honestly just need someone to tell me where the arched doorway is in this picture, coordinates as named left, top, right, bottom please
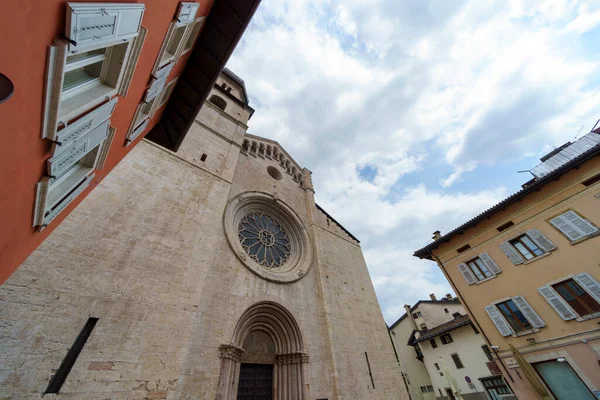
left=216, top=302, right=309, bottom=400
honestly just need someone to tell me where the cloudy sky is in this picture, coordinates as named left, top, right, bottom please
left=227, top=0, right=600, bottom=324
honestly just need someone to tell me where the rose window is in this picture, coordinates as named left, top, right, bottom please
left=238, top=212, right=291, bottom=268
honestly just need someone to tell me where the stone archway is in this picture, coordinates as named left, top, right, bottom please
left=216, top=301, right=309, bottom=399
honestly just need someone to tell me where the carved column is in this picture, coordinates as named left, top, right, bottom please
left=216, top=344, right=244, bottom=400
left=275, top=352, right=309, bottom=399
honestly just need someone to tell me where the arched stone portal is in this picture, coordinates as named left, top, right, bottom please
left=216, top=301, right=309, bottom=399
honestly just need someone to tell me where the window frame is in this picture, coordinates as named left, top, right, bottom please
left=539, top=273, right=600, bottom=322
left=509, top=234, right=544, bottom=260
left=496, top=299, right=533, bottom=333
left=429, top=338, right=438, bottom=348
left=552, top=279, right=600, bottom=318
left=440, top=333, right=453, bottom=345
left=466, top=256, right=494, bottom=281
left=451, top=353, right=464, bottom=369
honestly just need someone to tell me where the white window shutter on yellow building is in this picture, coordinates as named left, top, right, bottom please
left=479, top=252, right=501, bottom=275
left=499, top=242, right=524, bottom=265
left=537, top=286, right=577, bottom=320
left=573, top=273, right=600, bottom=304
left=458, top=263, right=476, bottom=285
left=485, top=305, right=514, bottom=336
left=512, top=296, right=545, bottom=328
left=526, top=228, right=555, bottom=252
left=550, top=211, right=598, bottom=241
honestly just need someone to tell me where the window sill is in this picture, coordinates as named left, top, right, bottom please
left=569, top=230, right=600, bottom=246
left=58, top=84, right=116, bottom=123
left=522, top=252, right=552, bottom=265
left=511, top=328, right=540, bottom=338
left=575, top=312, right=600, bottom=322
left=475, top=275, right=498, bottom=285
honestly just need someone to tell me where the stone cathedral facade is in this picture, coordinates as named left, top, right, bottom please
left=0, top=70, right=407, bottom=400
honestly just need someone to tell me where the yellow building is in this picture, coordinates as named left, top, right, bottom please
left=414, top=128, right=600, bottom=400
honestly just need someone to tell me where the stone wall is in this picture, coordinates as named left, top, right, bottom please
left=0, top=88, right=407, bottom=399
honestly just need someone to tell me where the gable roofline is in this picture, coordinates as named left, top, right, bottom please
left=387, top=299, right=461, bottom=330
left=315, top=203, right=360, bottom=243
left=413, top=134, right=600, bottom=260
left=411, top=314, right=472, bottom=344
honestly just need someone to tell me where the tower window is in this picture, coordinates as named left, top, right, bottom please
left=209, top=95, right=227, bottom=111
left=200, top=154, right=207, bottom=162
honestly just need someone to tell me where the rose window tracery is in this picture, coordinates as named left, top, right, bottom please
left=238, top=212, right=291, bottom=268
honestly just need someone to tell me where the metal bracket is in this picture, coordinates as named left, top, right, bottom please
left=47, top=139, right=63, bottom=147
left=59, top=34, right=77, bottom=47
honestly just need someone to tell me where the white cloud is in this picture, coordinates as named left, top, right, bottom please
left=228, top=0, right=600, bottom=323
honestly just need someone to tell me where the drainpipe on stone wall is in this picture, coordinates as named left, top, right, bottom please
left=428, top=250, right=515, bottom=384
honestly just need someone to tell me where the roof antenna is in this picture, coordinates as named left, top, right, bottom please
left=572, top=124, right=585, bottom=141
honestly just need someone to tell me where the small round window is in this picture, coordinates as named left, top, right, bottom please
left=267, top=166, right=283, bottom=180
left=238, top=212, right=290, bottom=268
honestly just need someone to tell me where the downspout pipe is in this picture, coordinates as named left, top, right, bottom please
left=428, top=250, right=515, bottom=383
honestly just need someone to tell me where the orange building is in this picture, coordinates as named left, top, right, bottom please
left=414, top=127, right=600, bottom=400
left=0, top=0, right=260, bottom=283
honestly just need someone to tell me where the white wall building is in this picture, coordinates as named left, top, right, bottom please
left=390, top=295, right=516, bottom=400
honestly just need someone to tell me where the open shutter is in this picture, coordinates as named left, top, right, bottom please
left=175, top=2, right=200, bottom=26
left=479, top=253, right=501, bottom=275
left=119, top=26, right=147, bottom=97
left=65, top=3, right=145, bottom=53
left=549, top=214, right=584, bottom=241
left=48, top=121, right=110, bottom=177
left=499, top=242, right=524, bottom=265
left=512, top=296, right=545, bottom=328
left=485, top=305, right=514, bottom=336
left=42, top=174, right=95, bottom=228
left=458, top=263, right=476, bottom=285
left=42, top=41, right=68, bottom=140
left=573, top=273, right=600, bottom=304
left=563, top=211, right=598, bottom=237
left=54, top=98, right=117, bottom=155
left=526, top=228, right=556, bottom=252
left=537, top=286, right=577, bottom=320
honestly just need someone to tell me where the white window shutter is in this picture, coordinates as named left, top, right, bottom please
left=537, top=286, right=577, bottom=320
left=42, top=174, right=95, bottom=228
left=95, top=126, right=116, bottom=171
left=54, top=98, right=117, bottom=155
left=526, top=228, right=556, bottom=252
left=458, top=263, right=476, bottom=285
left=499, top=242, right=524, bottom=265
left=42, top=41, right=68, bottom=140
left=485, top=305, right=514, bottom=336
left=549, top=215, right=583, bottom=241
left=66, top=3, right=145, bottom=53
left=48, top=120, right=110, bottom=177
left=573, top=273, right=600, bottom=305
left=512, top=296, right=545, bottom=328
left=119, top=26, right=147, bottom=97
left=563, top=211, right=598, bottom=236
left=176, top=2, right=199, bottom=26
left=479, top=253, right=501, bottom=275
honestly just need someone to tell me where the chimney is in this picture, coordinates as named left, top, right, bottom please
left=445, top=293, right=453, bottom=300
left=432, top=230, right=441, bottom=240
left=404, top=304, right=418, bottom=331
left=429, top=293, right=437, bottom=301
